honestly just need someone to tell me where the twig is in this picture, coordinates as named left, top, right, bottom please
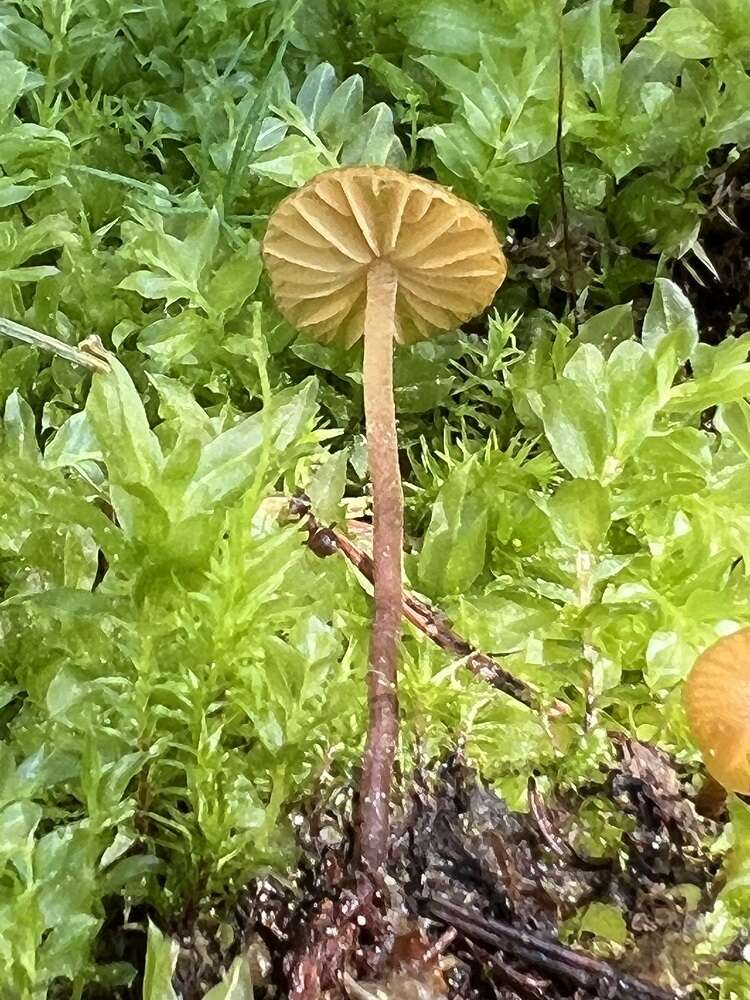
left=424, top=897, right=680, bottom=1000
left=527, top=777, right=612, bottom=871
left=0, top=317, right=110, bottom=373
left=466, top=941, right=546, bottom=1000
left=422, top=927, right=457, bottom=964
left=402, top=588, right=533, bottom=705
left=556, top=38, right=578, bottom=331
left=527, top=778, right=574, bottom=861
left=286, top=496, right=535, bottom=708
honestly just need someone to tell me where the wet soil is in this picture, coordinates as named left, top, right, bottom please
left=161, top=742, right=736, bottom=1000
left=676, top=149, right=750, bottom=343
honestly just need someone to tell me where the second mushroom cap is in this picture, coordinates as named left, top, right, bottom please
left=684, top=627, right=750, bottom=794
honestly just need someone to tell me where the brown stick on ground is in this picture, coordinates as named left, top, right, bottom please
left=290, top=498, right=535, bottom=708
left=358, top=261, right=402, bottom=872
left=424, top=897, right=679, bottom=1000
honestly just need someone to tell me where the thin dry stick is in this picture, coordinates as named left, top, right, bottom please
left=425, top=897, right=679, bottom=1000
left=0, top=317, right=110, bottom=373
left=468, top=942, right=546, bottom=1000
left=400, top=588, right=533, bottom=705
left=527, top=777, right=611, bottom=870
left=359, top=260, right=402, bottom=872
left=292, top=499, right=535, bottom=708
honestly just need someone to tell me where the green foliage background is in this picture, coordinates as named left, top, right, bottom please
left=1, top=0, right=750, bottom=996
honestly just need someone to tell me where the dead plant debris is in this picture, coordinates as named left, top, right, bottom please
left=166, top=745, right=731, bottom=1000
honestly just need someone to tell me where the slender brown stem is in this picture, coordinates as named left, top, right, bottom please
left=358, top=259, right=402, bottom=872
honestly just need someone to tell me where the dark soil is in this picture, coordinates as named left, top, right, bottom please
left=676, top=150, right=750, bottom=344
left=165, top=741, right=733, bottom=1000
left=504, top=148, right=750, bottom=349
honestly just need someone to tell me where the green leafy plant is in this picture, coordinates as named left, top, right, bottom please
left=0, top=333, right=353, bottom=988
left=2, top=0, right=750, bottom=995
left=367, top=0, right=750, bottom=307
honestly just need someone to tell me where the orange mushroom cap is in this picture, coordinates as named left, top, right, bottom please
left=683, top=627, right=750, bottom=794
left=262, top=166, right=506, bottom=346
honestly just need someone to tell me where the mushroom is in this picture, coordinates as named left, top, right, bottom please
left=683, top=627, right=750, bottom=794
left=263, top=166, right=506, bottom=869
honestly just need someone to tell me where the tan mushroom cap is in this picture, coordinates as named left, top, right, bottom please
left=263, top=166, right=507, bottom=346
left=683, top=627, right=750, bottom=793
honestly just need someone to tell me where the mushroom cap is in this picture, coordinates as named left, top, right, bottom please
left=262, top=166, right=506, bottom=347
left=683, top=628, right=750, bottom=793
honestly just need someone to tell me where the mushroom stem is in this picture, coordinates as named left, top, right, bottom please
left=359, top=258, right=402, bottom=871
